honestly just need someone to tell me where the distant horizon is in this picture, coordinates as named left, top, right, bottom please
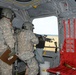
left=34, top=33, right=58, bottom=36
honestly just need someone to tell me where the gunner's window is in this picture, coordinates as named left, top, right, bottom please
left=33, top=16, right=59, bottom=52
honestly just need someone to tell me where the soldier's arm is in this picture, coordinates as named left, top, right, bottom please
left=30, top=31, right=39, bottom=44
left=2, top=24, right=15, bottom=49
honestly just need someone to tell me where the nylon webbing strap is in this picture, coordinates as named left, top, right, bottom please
left=74, top=19, right=76, bottom=38
left=63, top=18, right=76, bottom=52
left=63, top=20, right=66, bottom=39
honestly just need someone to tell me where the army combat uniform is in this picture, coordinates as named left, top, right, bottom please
left=0, top=17, right=15, bottom=75
left=17, top=29, right=39, bottom=75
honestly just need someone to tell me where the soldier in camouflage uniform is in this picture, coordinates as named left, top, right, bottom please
left=0, top=8, right=15, bottom=75
left=17, top=22, right=39, bottom=75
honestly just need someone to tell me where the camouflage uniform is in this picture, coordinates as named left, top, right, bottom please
left=0, top=17, right=15, bottom=75
left=17, top=29, right=39, bottom=75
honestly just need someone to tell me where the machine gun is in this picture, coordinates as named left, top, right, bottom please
left=45, top=37, right=54, bottom=42
left=35, top=34, right=54, bottom=42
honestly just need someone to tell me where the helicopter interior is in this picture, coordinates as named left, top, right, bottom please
left=0, top=0, right=76, bottom=75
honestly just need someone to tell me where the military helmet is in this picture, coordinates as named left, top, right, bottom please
left=1, top=8, right=14, bottom=19
left=22, top=22, right=34, bottom=31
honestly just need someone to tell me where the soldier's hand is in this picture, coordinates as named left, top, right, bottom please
left=9, top=49, right=16, bottom=57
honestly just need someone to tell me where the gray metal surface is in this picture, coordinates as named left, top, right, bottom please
left=0, top=0, right=75, bottom=18
left=0, top=0, right=76, bottom=27
left=0, top=0, right=76, bottom=75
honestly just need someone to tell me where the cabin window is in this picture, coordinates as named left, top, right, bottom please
left=33, top=16, right=59, bottom=52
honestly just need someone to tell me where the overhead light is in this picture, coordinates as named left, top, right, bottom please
left=33, top=5, right=38, bottom=8
left=16, top=0, right=32, bottom=2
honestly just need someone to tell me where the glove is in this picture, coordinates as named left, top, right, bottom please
left=9, top=48, right=16, bottom=57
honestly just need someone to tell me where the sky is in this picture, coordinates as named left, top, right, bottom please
left=32, top=16, right=58, bottom=35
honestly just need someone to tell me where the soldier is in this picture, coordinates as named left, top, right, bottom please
left=17, top=22, right=39, bottom=75
left=0, top=8, right=15, bottom=75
